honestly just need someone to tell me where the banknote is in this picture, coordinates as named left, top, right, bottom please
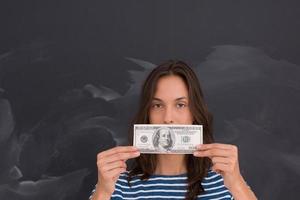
left=133, top=124, right=203, bottom=154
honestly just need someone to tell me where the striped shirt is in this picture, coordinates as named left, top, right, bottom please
left=89, top=170, right=234, bottom=200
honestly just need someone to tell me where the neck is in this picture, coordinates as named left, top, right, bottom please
left=155, top=154, right=187, bottom=175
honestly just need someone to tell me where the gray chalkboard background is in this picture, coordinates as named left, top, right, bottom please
left=0, top=1, right=300, bottom=200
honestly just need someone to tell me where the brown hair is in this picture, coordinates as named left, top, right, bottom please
left=127, top=60, right=214, bottom=200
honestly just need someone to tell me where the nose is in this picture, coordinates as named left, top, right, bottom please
left=163, top=106, right=174, bottom=124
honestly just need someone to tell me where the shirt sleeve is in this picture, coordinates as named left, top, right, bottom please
left=88, top=184, right=97, bottom=200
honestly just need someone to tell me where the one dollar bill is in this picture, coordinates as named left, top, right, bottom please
left=133, top=124, right=203, bottom=154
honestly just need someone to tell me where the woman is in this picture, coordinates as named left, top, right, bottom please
left=89, top=60, right=257, bottom=200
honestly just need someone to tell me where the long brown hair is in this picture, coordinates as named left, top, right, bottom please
left=127, top=60, right=214, bottom=200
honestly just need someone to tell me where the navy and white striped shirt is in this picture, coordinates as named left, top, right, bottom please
left=89, top=170, right=233, bottom=200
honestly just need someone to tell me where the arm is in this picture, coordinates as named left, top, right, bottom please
left=89, top=184, right=112, bottom=200
left=227, top=174, right=257, bottom=200
left=194, top=143, right=257, bottom=200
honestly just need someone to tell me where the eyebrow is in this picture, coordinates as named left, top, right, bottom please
left=152, top=97, right=188, bottom=102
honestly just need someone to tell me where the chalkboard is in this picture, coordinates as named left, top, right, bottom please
left=0, top=1, right=299, bottom=200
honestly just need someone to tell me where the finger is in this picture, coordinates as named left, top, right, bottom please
left=100, top=160, right=127, bottom=172
left=197, top=143, right=236, bottom=150
left=98, top=146, right=138, bottom=158
left=112, top=168, right=127, bottom=179
left=103, top=151, right=140, bottom=164
left=102, top=167, right=126, bottom=180
left=211, top=157, right=230, bottom=165
left=97, top=150, right=140, bottom=170
left=212, top=163, right=230, bottom=173
left=193, top=148, right=232, bottom=158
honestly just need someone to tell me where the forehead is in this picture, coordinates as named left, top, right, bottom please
left=159, top=129, right=169, bottom=136
left=154, top=75, right=188, bottom=99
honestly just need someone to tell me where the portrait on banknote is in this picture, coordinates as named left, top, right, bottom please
left=152, top=127, right=175, bottom=152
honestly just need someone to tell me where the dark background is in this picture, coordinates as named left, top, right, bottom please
left=0, top=1, right=300, bottom=199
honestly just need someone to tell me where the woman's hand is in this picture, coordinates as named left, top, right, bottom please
left=193, top=143, right=257, bottom=200
left=193, top=143, right=242, bottom=190
left=96, top=146, right=140, bottom=196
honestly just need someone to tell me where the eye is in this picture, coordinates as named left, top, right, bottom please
left=152, top=103, right=163, bottom=109
left=176, top=103, right=186, bottom=108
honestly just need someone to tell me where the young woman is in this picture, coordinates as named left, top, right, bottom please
left=89, top=60, right=257, bottom=200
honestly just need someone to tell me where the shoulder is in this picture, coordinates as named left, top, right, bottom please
left=200, top=170, right=234, bottom=199
left=110, top=171, right=132, bottom=199
left=114, top=171, right=143, bottom=187
left=203, top=169, right=224, bottom=182
left=114, top=170, right=187, bottom=188
left=117, top=170, right=143, bottom=181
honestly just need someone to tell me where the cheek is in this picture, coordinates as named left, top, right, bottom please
left=176, top=110, right=194, bottom=124
left=149, top=110, right=162, bottom=123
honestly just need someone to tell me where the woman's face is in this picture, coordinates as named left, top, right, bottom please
left=149, top=75, right=194, bottom=125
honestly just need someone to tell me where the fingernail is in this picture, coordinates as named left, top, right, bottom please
left=197, top=144, right=202, bottom=149
left=134, top=151, right=140, bottom=155
left=193, top=152, right=198, bottom=156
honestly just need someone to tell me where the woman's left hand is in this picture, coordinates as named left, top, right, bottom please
left=193, top=143, right=244, bottom=191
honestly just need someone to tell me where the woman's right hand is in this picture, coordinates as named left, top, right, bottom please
left=96, top=146, right=140, bottom=196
